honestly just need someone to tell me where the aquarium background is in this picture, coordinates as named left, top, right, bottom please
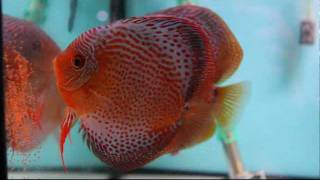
left=3, top=0, right=319, bottom=178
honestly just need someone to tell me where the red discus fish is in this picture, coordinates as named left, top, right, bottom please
left=54, top=4, right=246, bottom=171
left=4, top=15, right=65, bottom=152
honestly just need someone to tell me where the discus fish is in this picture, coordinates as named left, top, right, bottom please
left=54, top=4, right=246, bottom=171
left=3, top=15, right=65, bottom=152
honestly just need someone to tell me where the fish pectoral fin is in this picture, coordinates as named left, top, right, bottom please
left=211, top=81, right=250, bottom=130
left=59, top=107, right=78, bottom=172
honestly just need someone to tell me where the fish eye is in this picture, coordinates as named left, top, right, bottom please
left=72, top=57, right=85, bottom=70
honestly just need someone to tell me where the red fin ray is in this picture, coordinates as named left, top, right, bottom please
left=59, top=107, right=78, bottom=172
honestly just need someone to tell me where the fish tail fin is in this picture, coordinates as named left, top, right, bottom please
left=212, top=81, right=250, bottom=130
left=59, top=108, right=77, bottom=173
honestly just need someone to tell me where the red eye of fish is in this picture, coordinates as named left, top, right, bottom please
left=72, top=57, right=85, bottom=70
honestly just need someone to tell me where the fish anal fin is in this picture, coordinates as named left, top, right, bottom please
left=162, top=81, right=249, bottom=154
left=165, top=100, right=216, bottom=153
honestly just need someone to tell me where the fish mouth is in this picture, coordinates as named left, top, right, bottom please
left=53, top=56, right=70, bottom=91
left=53, top=57, right=62, bottom=84
left=53, top=57, right=57, bottom=68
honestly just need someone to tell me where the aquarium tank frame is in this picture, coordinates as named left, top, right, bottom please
left=0, top=1, right=8, bottom=179
left=2, top=0, right=319, bottom=179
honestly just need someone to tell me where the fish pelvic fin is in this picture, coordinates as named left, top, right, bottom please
left=59, top=107, right=78, bottom=173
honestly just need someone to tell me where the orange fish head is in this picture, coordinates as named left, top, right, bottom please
left=53, top=36, right=98, bottom=108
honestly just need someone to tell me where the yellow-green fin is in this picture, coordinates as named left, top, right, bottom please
left=211, top=81, right=250, bottom=130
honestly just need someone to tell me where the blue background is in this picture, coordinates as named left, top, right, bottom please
left=3, top=0, right=319, bottom=177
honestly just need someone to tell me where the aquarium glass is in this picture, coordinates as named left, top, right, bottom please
left=2, top=0, right=319, bottom=178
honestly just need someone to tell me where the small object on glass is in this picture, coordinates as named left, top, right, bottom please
left=299, top=20, right=315, bottom=45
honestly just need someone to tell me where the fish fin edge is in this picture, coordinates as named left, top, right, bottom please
left=212, top=81, right=250, bottom=129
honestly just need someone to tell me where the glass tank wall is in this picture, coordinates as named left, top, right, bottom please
left=2, top=0, right=319, bottom=179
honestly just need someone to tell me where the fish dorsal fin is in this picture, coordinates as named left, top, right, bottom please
left=153, top=4, right=243, bottom=84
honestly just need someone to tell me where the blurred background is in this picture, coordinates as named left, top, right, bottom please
left=2, top=0, right=319, bottom=179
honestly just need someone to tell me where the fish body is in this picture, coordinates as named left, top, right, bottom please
left=152, top=4, right=243, bottom=83
left=55, top=4, right=245, bottom=171
left=4, top=15, right=64, bottom=152
left=150, top=4, right=244, bottom=152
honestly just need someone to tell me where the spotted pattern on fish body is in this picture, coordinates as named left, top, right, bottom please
left=80, top=111, right=180, bottom=170
left=3, top=16, right=58, bottom=71
left=55, top=15, right=216, bottom=171
left=145, top=5, right=245, bottom=154
left=153, top=4, right=243, bottom=84
left=3, top=15, right=63, bottom=153
left=82, top=16, right=209, bottom=167
left=4, top=47, right=38, bottom=151
left=93, top=16, right=215, bottom=102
